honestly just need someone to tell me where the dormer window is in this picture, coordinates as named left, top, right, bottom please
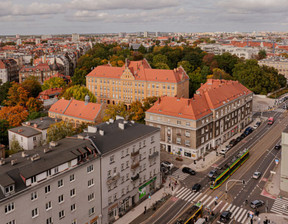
left=5, top=184, right=14, bottom=195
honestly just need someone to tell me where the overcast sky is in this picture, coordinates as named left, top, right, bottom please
left=1, top=0, right=288, bottom=35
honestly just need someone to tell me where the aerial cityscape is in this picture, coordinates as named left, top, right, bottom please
left=1, top=1, right=288, bottom=224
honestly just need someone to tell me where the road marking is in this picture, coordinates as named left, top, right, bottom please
left=220, top=202, right=229, bottom=212
left=237, top=208, right=247, bottom=222
left=176, top=188, right=189, bottom=198
left=203, top=196, right=212, bottom=205
left=231, top=206, right=240, bottom=217
left=185, top=192, right=195, bottom=202
left=226, top=204, right=232, bottom=211
left=229, top=205, right=236, bottom=213
left=175, top=187, right=185, bottom=195
left=193, top=193, right=204, bottom=202
left=206, top=198, right=215, bottom=208
left=212, top=201, right=222, bottom=211
left=189, top=192, right=200, bottom=202
left=234, top=207, right=243, bottom=220
left=239, top=210, right=249, bottom=223
left=197, top=194, right=208, bottom=204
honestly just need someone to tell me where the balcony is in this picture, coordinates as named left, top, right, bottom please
left=131, top=173, right=139, bottom=181
left=106, top=172, right=120, bottom=185
left=149, top=151, right=159, bottom=159
left=131, top=161, right=140, bottom=170
left=131, top=150, right=139, bottom=157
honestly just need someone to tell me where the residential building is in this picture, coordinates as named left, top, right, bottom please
left=258, top=57, right=288, bottom=80
left=0, top=138, right=102, bottom=224
left=280, top=127, right=288, bottom=196
left=48, top=96, right=104, bottom=126
left=83, top=118, right=161, bottom=223
left=145, top=79, right=253, bottom=159
left=0, top=59, right=19, bottom=83
left=72, top=33, right=80, bottom=42
left=86, top=59, right=189, bottom=105
left=8, top=117, right=57, bottom=150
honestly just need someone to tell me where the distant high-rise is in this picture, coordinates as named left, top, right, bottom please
left=144, top=31, right=148, bottom=38
left=72, top=33, right=80, bottom=42
left=16, top=39, right=22, bottom=46
left=35, top=38, right=41, bottom=45
left=155, top=32, right=159, bottom=37
left=118, top=32, right=126, bottom=38
left=15, top=34, right=20, bottom=39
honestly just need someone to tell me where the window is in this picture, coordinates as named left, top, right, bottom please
left=89, top=207, right=95, bottom=216
left=113, top=167, right=117, bottom=174
left=176, top=138, right=181, bottom=144
left=121, top=163, right=124, bottom=171
left=126, top=161, right=129, bottom=168
left=5, top=185, right=14, bottom=194
left=151, top=136, right=154, bottom=143
left=185, top=140, right=190, bottom=147
left=88, top=193, right=94, bottom=201
left=107, top=170, right=111, bottom=177
left=70, top=174, right=75, bottom=182
left=70, top=188, right=76, bottom=197
left=46, top=201, right=52, bottom=210
left=6, top=220, right=16, bottom=224
left=88, top=179, right=94, bottom=187
left=71, top=203, right=76, bottom=212
left=31, top=192, right=37, bottom=201
left=59, top=210, right=65, bottom=219
left=177, top=120, right=181, bottom=125
left=72, top=219, right=77, bottom=224
left=32, top=208, right=38, bottom=218
left=113, top=193, right=117, bottom=201
left=58, top=179, right=63, bottom=188
left=45, top=185, right=50, bottom=194
left=31, top=176, right=36, bottom=184
left=46, top=217, right=53, bottom=224
left=5, top=202, right=14, bottom=214
left=185, top=131, right=190, bottom=137
left=110, top=155, right=115, bottom=164
left=54, top=167, right=59, bottom=174
left=58, top=195, right=64, bottom=204
left=108, top=196, right=112, bottom=204
left=87, top=165, right=94, bottom=173
left=186, top=122, right=190, bottom=126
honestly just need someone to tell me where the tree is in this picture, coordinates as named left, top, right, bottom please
left=0, top=81, right=12, bottom=105
left=129, top=101, right=145, bottom=123
left=0, top=119, right=9, bottom=145
left=26, top=111, right=47, bottom=121
left=215, top=52, right=241, bottom=75
left=10, top=135, right=23, bottom=154
left=177, top=61, right=193, bottom=74
left=26, top=97, right=43, bottom=112
left=138, top=45, right=147, bottom=54
left=153, top=54, right=168, bottom=67
left=210, top=68, right=233, bottom=80
left=103, top=103, right=129, bottom=121
left=143, top=96, right=158, bottom=110
left=258, top=50, right=267, bottom=60
left=154, top=62, right=170, bottom=69
left=47, top=121, right=76, bottom=143
left=42, top=77, right=66, bottom=91
left=62, top=85, right=96, bottom=102
left=21, top=76, right=42, bottom=98
left=71, top=68, right=88, bottom=85
left=0, top=105, right=29, bottom=127
left=5, top=82, right=29, bottom=106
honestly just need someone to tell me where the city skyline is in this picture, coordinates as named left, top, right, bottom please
left=1, top=0, right=288, bottom=35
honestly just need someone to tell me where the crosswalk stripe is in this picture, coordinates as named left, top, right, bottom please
left=175, top=187, right=185, bottom=195
left=231, top=206, right=240, bottom=217
left=203, top=196, right=212, bottom=205
left=229, top=205, right=236, bottom=213
left=239, top=210, right=248, bottom=224
left=234, top=207, right=243, bottom=220
left=189, top=192, right=200, bottom=202
left=197, top=194, right=208, bottom=204
left=220, top=202, right=229, bottom=212
left=193, top=193, right=203, bottom=202
left=206, top=198, right=215, bottom=208
left=226, top=204, right=232, bottom=211
left=237, top=209, right=247, bottom=223
left=176, top=188, right=190, bottom=198
left=186, top=193, right=196, bottom=202
left=213, top=201, right=222, bottom=211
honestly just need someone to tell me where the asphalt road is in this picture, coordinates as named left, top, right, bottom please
left=153, top=108, right=288, bottom=224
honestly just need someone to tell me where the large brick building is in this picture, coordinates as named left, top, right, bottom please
left=86, top=59, right=189, bottom=105
left=145, top=79, right=253, bottom=160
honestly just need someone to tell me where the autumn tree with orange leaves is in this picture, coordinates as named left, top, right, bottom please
left=26, top=97, right=43, bottom=112
left=0, top=105, right=29, bottom=127
left=4, top=82, right=29, bottom=106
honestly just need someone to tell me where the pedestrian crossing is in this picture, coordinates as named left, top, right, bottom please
left=175, top=187, right=253, bottom=223
left=271, top=196, right=288, bottom=216
left=171, top=169, right=190, bottom=181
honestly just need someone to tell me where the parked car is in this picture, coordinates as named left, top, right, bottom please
left=250, top=200, right=264, bottom=208
left=192, top=183, right=201, bottom=192
left=208, top=169, right=218, bottom=178
left=240, top=133, right=246, bottom=139
left=244, top=127, right=254, bottom=136
left=236, top=136, right=242, bottom=143
left=229, top=139, right=237, bottom=147
left=252, top=171, right=261, bottom=179
left=219, top=148, right=228, bottom=155
left=161, top=166, right=170, bottom=175
left=274, top=144, right=282, bottom=150
left=253, top=121, right=261, bottom=129
left=182, top=167, right=196, bottom=175
left=161, top=161, right=174, bottom=169
left=220, top=211, right=232, bottom=223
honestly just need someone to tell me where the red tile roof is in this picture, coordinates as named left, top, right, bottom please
left=49, top=98, right=102, bottom=122
left=86, top=59, right=189, bottom=83
left=147, top=79, right=252, bottom=120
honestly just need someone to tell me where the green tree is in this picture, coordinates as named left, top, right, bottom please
left=0, top=82, right=12, bottom=105
left=188, top=67, right=206, bottom=97
left=62, top=85, right=96, bottom=102
left=0, top=119, right=9, bottom=145
left=42, top=77, right=66, bottom=90
left=215, top=52, right=241, bottom=75
left=138, top=45, right=147, bottom=54
left=26, top=111, right=47, bottom=121
left=258, top=50, right=267, bottom=60
left=47, top=121, right=76, bottom=143
left=209, top=68, right=233, bottom=80
left=143, top=96, right=158, bottom=110
left=154, top=62, right=170, bottom=69
left=177, top=61, right=193, bottom=74
left=153, top=54, right=168, bottom=67
left=21, top=76, right=42, bottom=98
left=71, top=68, right=88, bottom=85
left=10, top=135, right=23, bottom=154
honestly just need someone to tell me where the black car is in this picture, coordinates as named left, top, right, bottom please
left=182, top=167, right=196, bottom=175
left=250, top=200, right=264, bottom=208
left=220, top=211, right=232, bottom=223
left=240, top=133, right=246, bottom=139
left=229, top=139, right=237, bottom=147
left=274, top=144, right=282, bottom=150
left=192, top=183, right=201, bottom=192
left=236, top=136, right=242, bottom=143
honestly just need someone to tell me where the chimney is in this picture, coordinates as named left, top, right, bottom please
left=187, top=99, right=190, bottom=106
left=119, top=122, right=125, bottom=130
left=33, top=124, right=38, bottom=128
left=49, top=141, right=58, bottom=147
left=99, top=130, right=104, bottom=136
left=109, top=119, right=114, bottom=123
left=18, top=129, right=23, bottom=133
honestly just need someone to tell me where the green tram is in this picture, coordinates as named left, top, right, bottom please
left=175, top=203, right=203, bottom=224
left=210, top=148, right=249, bottom=190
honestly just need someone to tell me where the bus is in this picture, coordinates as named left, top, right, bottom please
left=268, top=117, right=274, bottom=125
left=175, top=203, right=203, bottom=224
left=210, top=148, right=249, bottom=190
